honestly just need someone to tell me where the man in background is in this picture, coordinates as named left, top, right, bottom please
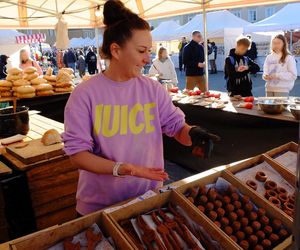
left=246, top=34, right=258, bottom=76
left=178, top=37, right=187, bottom=72
left=209, top=42, right=218, bottom=74
left=85, top=47, right=97, bottom=75
left=183, top=31, right=206, bottom=91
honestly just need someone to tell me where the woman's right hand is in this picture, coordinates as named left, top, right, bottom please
left=119, top=163, right=169, bottom=181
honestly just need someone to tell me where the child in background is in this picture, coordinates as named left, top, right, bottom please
left=225, top=36, right=260, bottom=97
left=263, top=34, right=297, bottom=97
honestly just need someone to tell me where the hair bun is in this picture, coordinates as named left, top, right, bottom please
left=103, top=0, right=138, bottom=26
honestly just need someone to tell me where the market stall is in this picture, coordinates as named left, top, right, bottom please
left=0, top=142, right=297, bottom=249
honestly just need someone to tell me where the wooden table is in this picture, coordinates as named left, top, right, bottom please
left=0, top=113, right=78, bottom=240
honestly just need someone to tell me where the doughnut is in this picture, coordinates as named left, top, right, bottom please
left=246, top=180, right=258, bottom=190
left=231, top=193, right=240, bottom=202
left=255, top=171, right=267, bottom=182
left=223, top=196, right=231, bottom=205
left=244, top=226, right=253, bottom=235
left=244, top=203, right=253, bottom=213
left=207, top=188, right=217, bottom=201
left=264, top=226, right=273, bottom=237
left=229, top=212, right=238, bottom=222
left=251, top=221, right=261, bottom=231
left=265, top=190, right=277, bottom=199
left=221, top=217, right=230, bottom=227
left=261, top=239, right=272, bottom=249
left=214, top=200, right=223, bottom=208
left=208, top=211, right=218, bottom=221
left=256, top=230, right=266, bottom=241
left=225, top=204, right=235, bottom=213
left=233, top=200, right=242, bottom=209
left=269, top=233, right=279, bottom=245
left=278, top=229, right=289, bottom=240
left=276, top=187, right=287, bottom=195
left=257, top=208, right=266, bottom=217
left=248, top=235, right=258, bottom=246
left=272, top=219, right=282, bottom=231
left=232, top=221, right=241, bottom=232
left=199, top=195, right=208, bottom=205
left=205, top=202, right=214, bottom=211
left=249, top=212, right=258, bottom=221
left=236, top=209, right=245, bottom=218
left=241, top=195, right=250, bottom=205
left=217, top=207, right=225, bottom=218
left=224, top=226, right=233, bottom=236
left=264, top=181, right=277, bottom=190
left=240, top=217, right=249, bottom=227
left=254, top=245, right=264, bottom=250
left=197, top=205, right=205, bottom=213
left=283, top=202, right=294, bottom=212
left=235, top=231, right=245, bottom=241
left=283, top=209, right=293, bottom=217
left=230, top=235, right=238, bottom=243
left=260, top=215, right=270, bottom=227
left=240, top=240, right=249, bottom=250
left=278, top=193, right=289, bottom=204
left=214, top=221, right=221, bottom=228
left=268, top=197, right=281, bottom=208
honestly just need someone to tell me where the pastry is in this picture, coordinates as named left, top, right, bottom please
left=283, top=209, right=293, bottom=217
left=235, top=231, right=245, bottom=241
left=246, top=180, right=257, bottom=190
left=57, top=70, right=72, bottom=83
left=278, top=193, right=289, bottom=204
left=7, top=67, right=22, bottom=75
left=223, top=195, right=231, bottom=205
left=214, top=221, right=221, bottom=228
left=256, top=230, right=266, bottom=241
left=187, top=187, right=198, bottom=199
left=244, top=203, right=253, bottom=213
left=220, top=217, right=230, bottom=227
left=31, top=77, right=47, bottom=85
left=1, top=91, right=12, bottom=97
left=231, top=193, right=239, bottom=202
left=16, top=92, right=36, bottom=98
left=16, top=85, right=35, bottom=94
left=61, top=67, right=74, bottom=75
left=232, top=221, right=241, bottom=232
left=263, top=225, right=273, bottom=237
left=257, top=208, right=266, bottom=217
left=236, top=209, right=245, bottom=218
left=249, top=212, right=257, bottom=221
left=24, top=72, right=39, bottom=81
left=269, top=233, right=279, bottom=245
left=34, top=83, right=53, bottom=91
left=0, top=86, right=11, bottom=91
left=205, top=202, right=214, bottom=211
left=63, top=237, right=80, bottom=250
left=43, top=75, right=57, bottom=82
left=244, top=226, right=253, bottom=236
left=24, top=66, right=37, bottom=74
left=251, top=221, right=261, bottom=231
left=36, top=90, right=54, bottom=96
left=239, top=240, right=249, bottom=250
left=278, top=229, right=288, bottom=240
left=268, top=197, right=281, bottom=208
left=230, top=235, right=238, bottom=243
left=6, top=74, right=22, bottom=81
left=240, top=217, right=249, bottom=227
left=207, top=188, right=217, bottom=201
left=283, top=202, right=294, bottom=212
left=276, top=187, right=287, bottom=195
left=216, top=207, right=225, bottom=218
left=199, top=195, right=208, bottom=205
left=272, top=219, right=282, bottom=231
left=13, top=79, right=30, bottom=86
left=0, top=80, right=12, bottom=87
left=248, top=235, right=258, bottom=246
left=255, top=171, right=267, bottom=182
left=253, top=245, right=263, bottom=250
left=233, top=201, right=242, bottom=209
left=229, top=212, right=238, bottom=222
left=86, top=228, right=102, bottom=250
left=214, top=200, right=222, bottom=209
left=265, top=190, right=277, bottom=199
left=225, top=204, right=235, bottom=213
left=261, top=239, right=272, bottom=249
left=46, top=67, right=53, bottom=76
left=224, top=226, right=233, bottom=236
left=208, top=211, right=217, bottom=221
left=41, top=129, right=62, bottom=146
left=288, top=195, right=295, bottom=204
left=55, top=82, right=73, bottom=88
left=197, top=205, right=205, bottom=213
left=259, top=215, right=270, bottom=227
left=54, top=86, right=74, bottom=92
left=264, top=180, right=277, bottom=190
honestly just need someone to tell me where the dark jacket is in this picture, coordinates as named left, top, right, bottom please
left=183, top=40, right=204, bottom=76
left=65, top=50, right=77, bottom=64
left=77, top=55, right=86, bottom=72
left=225, top=48, right=260, bottom=97
left=85, top=51, right=97, bottom=69
left=0, top=55, right=8, bottom=79
left=246, top=41, right=258, bottom=60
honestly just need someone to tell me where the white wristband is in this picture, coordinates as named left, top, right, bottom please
left=113, top=162, right=124, bottom=177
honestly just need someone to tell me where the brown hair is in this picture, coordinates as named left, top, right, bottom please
left=101, top=0, right=150, bottom=59
left=236, top=36, right=251, bottom=48
left=272, top=34, right=290, bottom=64
left=158, top=47, right=167, bottom=60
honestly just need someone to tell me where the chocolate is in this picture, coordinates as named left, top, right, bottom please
left=264, top=180, right=277, bottom=190
left=278, top=193, right=289, bottom=204
left=236, top=209, right=245, bottom=218
left=231, top=192, right=240, bottom=202
left=239, top=240, right=249, bottom=250
left=224, top=226, right=233, bottom=236
left=235, top=231, right=245, bottom=241
left=197, top=205, right=205, bottom=213
left=233, top=200, right=242, bottom=209
left=205, top=202, right=214, bottom=212
left=187, top=196, right=194, bottom=204
left=207, top=188, right=217, bottom=201
left=208, top=211, right=218, bottom=221
left=232, top=221, right=241, bottom=232
left=249, top=211, right=258, bottom=221
left=244, top=203, right=253, bottom=213
left=251, top=221, right=261, bottom=232
left=248, top=235, right=258, bottom=246
left=255, top=171, right=267, bottom=182
left=256, top=230, right=265, bottom=241
left=269, top=233, right=279, bottom=245
left=276, top=187, right=287, bottom=195
left=225, top=204, right=235, bottom=214
left=263, top=225, right=273, bottom=237
left=259, top=215, right=270, bottom=227
left=214, top=200, right=223, bottom=209
left=278, top=229, right=289, bottom=240
left=199, top=195, right=208, bottom=205
left=221, top=217, right=230, bottom=227
left=265, top=189, right=277, bottom=200
left=240, top=217, right=249, bottom=227
left=257, top=208, right=266, bottom=217
left=214, top=221, right=221, bottom=228
left=241, top=195, right=250, bottom=205
left=229, top=212, right=238, bottom=222
left=223, top=195, right=231, bottom=205
left=246, top=180, right=258, bottom=190
left=230, top=235, right=238, bottom=243
left=244, top=226, right=253, bottom=236
left=227, top=185, right=238, bottom=194
left=261, top=239, right=272, bottom=249
left=268, top=197, right=281, bottom=208
left=216, top=207, right=225, bottom=218
left=272, top=219, right=282, bottom=231
left=253, top=245, right=264, bottom=250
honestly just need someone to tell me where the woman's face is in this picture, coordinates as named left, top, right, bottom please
left=21, top=51, right=30, bottom=63
left=111, top=29, right=152, bottom=78
left=272, top=38, right=284, bottom=53
left=161, top=50, right=168, bottom=59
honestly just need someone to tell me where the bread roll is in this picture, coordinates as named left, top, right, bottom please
left=82, top=75, right=92, bottom=82
left=16, top=92, right=36, bottom=98
left=36, top=90, right=54, bottom=96
left=60, top=68, right=74, bottom=75
left=1, top=91, right=12, bottom=97
left=13, top=79, right=30, bottom=86
left=34, top=83, right=53, bottom=91
left=16, top=85, right=35, bottom=94
left=0, top=80, right=13, bottom=87
left=41, top=129, right=62, bottom=146
left=55, top=82, right=73, bottom=88
left=24, top=66, right=37, bottom=74
left=24, top=72, right=39, bottom=81
left=57, top=71, right=72, bottom=83
left=0, top=86, right=11, bottom=91
left=7, top=67, right=23, bottom=75
left=54, top=86, right=74, bottom=92
left=31, top=77, right=47, bottom=85
left=6, top=74, right=22, bottom=81
left=46, top=67, right=53, bottom=76
left=43, top=75, right=57, bottom=82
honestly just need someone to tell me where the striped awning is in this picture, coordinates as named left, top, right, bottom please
left=16, top=33, right=46, bottom=44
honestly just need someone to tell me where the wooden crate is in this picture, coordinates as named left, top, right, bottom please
left=108, top=190, right=237, bottom=250
left=26, top=157, right=78, bottom=230
left=175, top=169, right=293, bottom=250
left=2, top=211, right=133, bottom=250
left=225, top=154, right=295, bottom=219
left=265, top=142, right=298, bottom=176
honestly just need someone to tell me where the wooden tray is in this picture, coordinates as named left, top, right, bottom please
left=6, top=139, right=64, bottom=164
left=108, top=190, right=237, bottom=250
left=175, top=170, right=293, bottom=250
left=3, top=211, right=133, bottom=250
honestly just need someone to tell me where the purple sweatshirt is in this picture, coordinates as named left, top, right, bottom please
left=62, top=73, right=185, bottom=215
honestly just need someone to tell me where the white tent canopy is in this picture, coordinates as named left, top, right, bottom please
left=245, top=3, right=300, bottom=33
left=151, top=20, right=181, bottom=41
left=170, top=10, right=250, bottom=40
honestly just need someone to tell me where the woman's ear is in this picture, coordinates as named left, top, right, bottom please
left=110, top=43, right=121, bottom=60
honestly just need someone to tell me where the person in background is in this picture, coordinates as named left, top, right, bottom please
left=224, top=36, right=260, bottom=97
left=65, top=48, right=77, bottom=73
left=77, top=50, right=86, bottom=78
left=263, top=34, right=297, bottom=97
left=19, top=49, right=43, bottom=75
left=149, top=47, right=178, bottom=85
left=209, top=42, right=218, bottom=74
left=85, top=47, right=97, bottom=75
left=246, top=34, right=258, bottom=77
left=0, top=55, right=9, bottom=79
left=183, top=31, right=206, bottom=90
left=178, top=37, right=187, bottom=72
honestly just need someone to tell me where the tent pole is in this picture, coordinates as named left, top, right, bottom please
left=202, top=0, right=209, bottom=90
left=290, top=30, right=293, bottom=52
left=95, top=27, right=101, bottom=72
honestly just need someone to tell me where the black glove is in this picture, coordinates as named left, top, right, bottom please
left=189, top=126, right=220, bottom=159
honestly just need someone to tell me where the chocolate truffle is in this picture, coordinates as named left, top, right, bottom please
left=257, top=208, right=266, bottom=217
left=208, top=211, right=218, bottom=221
left=223, top=195, right=231, bottom=205
left=261, top=239, right=272, bottom=249
left=236, top=209, right=245, bottom=218
left=240, top=240, right=249, bottom=250
left=214, top=200, right=223, bottom=209
left=225, top=204, right=235, bottom=213
left=251, top=221, right=261, bottom=232
left=229, top=212, right=238, bottom=222
left=232, top=221, right=241, bottom=232
left=224, top=226, right=233, bottom=236
left=244, top=226, right=253, bottom=236
left=260, top=215, right=270, bottom=226
left=214, top=221, right=221, bottom=228
left=233, top=201, right=242, bottom=210
left=249, top=212, right=258, bottom=221
left=244, top=203, right=253, bottom=213
left=230, top=235, right=238, bottom=243
left=248, top=235, right=258, bottom=246
left=231, top=192, right=240, bottom=202
left=197, top=205, right=205, bottom=213
left=240, top=217, right=249, bottom=227
left=207, top=188, right=217, bottom=201
left=241, top=195, right=250, bottom=205
left=269, top=233, right=279, bottom=245
left=217, top=207, right=225, bottom=218
left=253, top=245, right=264, bottom=250
left=256, top=230, right=266, bottom=242
left=272, top=219, right=282, bottom=231
left=205, top=202, right=214, bottom=212
left=236, top=231, right=246, bottom=241
left=199, top=195, right=208, bottom=205
left=264, top=225, right=273, bottom=237
left=278, top=229, right=289, bottom=240
left=198, top=185, right=206, bottom=195
left=221, top=217, right=230, bottom=227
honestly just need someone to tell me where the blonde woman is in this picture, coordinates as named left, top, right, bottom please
left=149, top=47, right=178, bottom=84
left=19, top=49, right=43, bottom=75
left=263, top=34, right=297, bottom=97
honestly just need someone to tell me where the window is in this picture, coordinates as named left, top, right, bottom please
left=248, top=9, right=257, bottom=23
left=232, top=9, right=241, bottom=18
left=265, top=7, right=275, bottom=17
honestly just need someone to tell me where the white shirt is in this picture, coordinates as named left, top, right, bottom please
left=149, top=58, right=178, bottom=84
left=263, top=52, right=297, bottom=93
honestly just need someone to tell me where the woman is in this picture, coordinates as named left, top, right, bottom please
left=149, top=47, right=178, bottom=84
left=19, top=49, right=43, bottom=75
left=63, top=0, right=219, bottom=216
left=77, top=50, right=86, bottom=78
left=263, top=34, right=297, bottom=97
